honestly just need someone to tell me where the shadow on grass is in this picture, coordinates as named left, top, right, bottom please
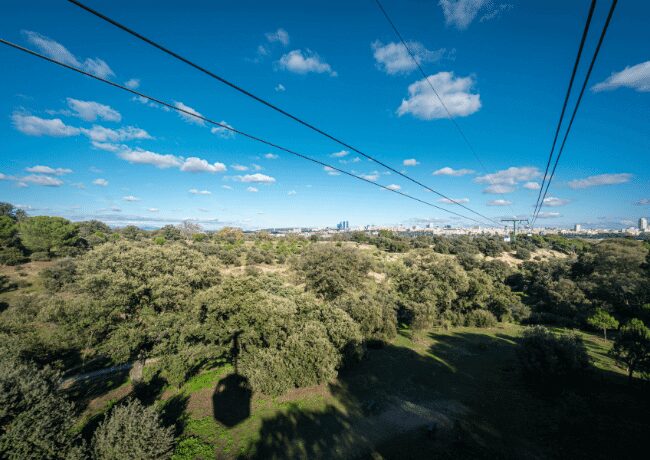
left=241, top=329, right=649, bottom=460
left=212, top=374, right=252, bottom=427
left=65, top=369, right=130, bottom=413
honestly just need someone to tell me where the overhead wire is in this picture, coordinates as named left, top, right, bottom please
left=65, top=0, right=502, bottom=227
left=532, top=0, right=617, bottom=226
left=0, top=37, right=493, bottom=227
left=531, top=0, right=597, bottom=222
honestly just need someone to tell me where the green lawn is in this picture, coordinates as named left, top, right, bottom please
left=93, top=324, right=644, bottom=459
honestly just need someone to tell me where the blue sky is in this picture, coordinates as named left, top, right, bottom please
left=1, top=0, right=648, bottom=229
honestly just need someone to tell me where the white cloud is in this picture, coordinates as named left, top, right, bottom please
left=288, top=190, right=297, bottom=195
left=12, top=113, right=81, bottom=137
left=210, top=121, right=235, bottom=139
left=432, top=166, right=475, bottom=176
left=93, top=178, right=109, bottom=186
left=438, top=0, right=488, bottom=30
left=361, top=173, right=380, bottom=181
left=536, top=212, right=561, bottom=219
left=592, top=61, right=650, bottom=93
left=124, top=78, right=140, bottom=89
left=483, top=184, right=515, bottom=194
left=189, top=189, right=211, bottom=195
left=397, top=72, right=481, bottom=120
left=372, top=40, right=446, bottom=75
left=252, top=164, right=263, bottom=171
left=475, top=166, right=540, bottom=186
left=634, top=198, right=650, bottom=205
left=278, top=49, right=337, bottom=76
left=487, top=199, right=512, bottom=206
left=386, top=184, right=401, bottom=191
left=568, top=173, right=632, bottom=189
left=236, top=173, right=276, bottom=183
left=82, top=125, right=152, bottom=142
left=23, top=30, right=114, bottom=78
left=174, top=101, right=205, bottom=126
left=66, top=98, right=121, bottom=122
left=438, top=197, right=470, bottom=204
left=118, top=147, right=182, bottom=169
left=123, top=195, right=140, bottom=202
left=0, top=173, right=8, bottom=181
left=523, top=181, right=540, bottom=190
left=20, top=175, right=64, bottom=187
left=180, top=157, right=227, bottom=173
left=266, top=28, right=290, bottom=45
left=542, top=196, right=570, bottom=207
left=222, top=185, right=233, bottom=190
left=323, top=166, right=341, bottom=176
left=403, top=159, right=419, bottom=167
left=231, top=164, right=249, bottom=171
left=330, top=150, right=349, bottom=158
left=147, top=208, right=159, bottom=212
left=275, top=84, right=286, bottom=92
left=247, top=186, right=259, bottom=193
left=264, top=153, right=279, bottom=159
left=25, top=165, right=72, bottom=175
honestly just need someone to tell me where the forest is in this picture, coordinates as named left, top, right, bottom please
left=1, top=202, right=648, bottom=459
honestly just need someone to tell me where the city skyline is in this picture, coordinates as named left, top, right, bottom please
left=1, top=0, right=649, bottom=230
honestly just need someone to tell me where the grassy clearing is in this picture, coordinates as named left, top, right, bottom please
left=70, top=323, right=645, bottom=459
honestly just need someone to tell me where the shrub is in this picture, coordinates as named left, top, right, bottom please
left=517, top=326, right=590, bottom=384
left=30, top=251, right=50, bottom=261
left=0, top=247, right=26, bottom=266
left=515, top=247, right=531, bottom=260
left=40, top=258, right=76, bottom=291
left=465, top=309, right=497, bottom=328
left=92, top=399, right=174, bottom=460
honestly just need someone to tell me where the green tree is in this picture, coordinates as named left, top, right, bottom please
left=92, top=398, right=174, bottom=460
left=17, top=216, right=78, bottom=257
left=0, top=353, right=85, bottom=459
left=0, top=203, right=27, bottom=221
left=611, top=318, right=650, bottom=381
left=587, top=309, right=619, bottom=340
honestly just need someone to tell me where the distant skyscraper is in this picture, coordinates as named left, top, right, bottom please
left=639, top=217, right=648, bottom=231
left=574, top=224, right=582, bottom=232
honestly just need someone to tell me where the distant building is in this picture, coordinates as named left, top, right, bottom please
left=336, top=220, right=349, bottom=231
left=640, top=217, right=648, bottom=232
left=574, top=224, right=582, bottom=232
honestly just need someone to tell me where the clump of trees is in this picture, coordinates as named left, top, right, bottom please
left=611, top=318, right=650, bottom=381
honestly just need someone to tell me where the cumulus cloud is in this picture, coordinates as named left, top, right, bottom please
left=523, top=181, right=540, bottom=190
left=568, top=173, right=632, bottom=189
left=403, top=158, right=419, bottom=166
left=592, top=61, right=650, bottom=93
left=372, top=40, right=446, bottom=75
left=174, top=101, right=205, bottom=126
left=247, top=186, right=259, bottom=193
left=330, top=150, right=349, bottom=158
left=438, top=0, right=509, bottom=30
left=20, top=175, right=64, bottom=187
left=475, top=166, right=540, bottom=188
left=23, top=30, right=114, bottom=78
left=266, top=28, right=290, bottom=45
left=288, top=190, right=297, bottom=195
left=25, top=165, right=72, bottom=175
left=66, top=98, right=121, bottom=122
left=231, top=164, right=248, bottom=171
left=124, top=78, right=140, bottom=89
left=432, top=166, right=475, bottom=176
left=180, top=157, right=227, bottom=173
left=93, top=178, right=109, bottom=186
left=147, top=208, right=159, bottom=212
left=542, top=196, right=570, bottom=207
left=278, top=49, right=337, bottom=76
left=236, top=173, right=276, bottom=183
left=210, top=121, right=235, bottom=139
left=397, top=72, right=481, bottom=120
left=438, top=197, right=470, bottom=204
left=275, top=84, right=286, bottom=92
left=264, top=153, right=279, bottom=159
left=117, top=147, right=183, bottom=169
left=122, top=195, right=140, bottom=202
left=536, top=211, right=561, bottom=219
left=82, top=125, right=152, bottom=142
left=222, top=185, right=233, bottom=190
left=12, top=113, right=80, bottom=137
left=323, top=166, right=341, bottom=176
left=189, top=189, right=211, bottom=195
left=361, top=173, right=380, bottom=181
left=483, top=184, right=515, bottom=194
left=386, top=184, right=401, bottom=191
left=487, top=199, right=512, bottom=206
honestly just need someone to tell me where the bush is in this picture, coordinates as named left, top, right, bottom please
left=0, top=247, right=26, bottom=265
left=92, top=399, right=174, bottom=460
left=465, top=309, right=497, bottom=328
left=515, top=247, right=531, bottom=260
left=517, top=326, right=590, bottom=384
left=30, top=251, right=50, bottom=261
left=40, top=258, right=76, bottom=291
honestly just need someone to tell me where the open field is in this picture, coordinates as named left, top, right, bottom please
left=72, top=324, right=648, bottom=459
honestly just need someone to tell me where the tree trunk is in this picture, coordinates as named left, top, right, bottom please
left=603, top=328, right=607, bottom=340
